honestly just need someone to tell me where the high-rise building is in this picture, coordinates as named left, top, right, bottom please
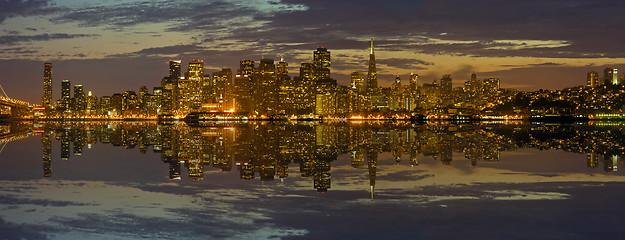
left=603, top=67, right=618, bottom=85
left=351, top=72, right=364, bottom=93
left=366, top=38, right=377, bottom=93
left=42, top=63, right=52, bottom=113
left=73, top=85, right=85, bottom=113
left=212, top=68, right=233, bottom=111
left=587, top=71, right=599, bottom=87
left=409, top=73, right=418, bottom=91
left=61, top=79, right=71, bottom=111
left=440, top=74, right=452, bottom=106
left=313, top=47, right=331, bottom=81
left=254, top=59, right=277, bottom=115
left=239, top=59, right=255, bottom=75
left=169, top=60, right=181, bottom=79
left=180, top=60, right=204, bottom=112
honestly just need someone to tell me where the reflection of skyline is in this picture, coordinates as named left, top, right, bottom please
left=4, top=121, right=625, bottom=193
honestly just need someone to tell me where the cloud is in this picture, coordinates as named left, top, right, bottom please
left=0, top=0, right=59, bottom=23
left=379, top=58, right=434, bottom=70
left=0, top=33, right=100, bottom=45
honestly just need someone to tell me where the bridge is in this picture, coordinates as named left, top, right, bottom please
left=0, top=83, right=33, bottom=119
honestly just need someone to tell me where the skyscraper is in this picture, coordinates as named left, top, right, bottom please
left=42, top=63, right=52, bottom=113
left=587, top=71, right=599, bottom=87
left=61, top=79, right=71, bottom=111
left=239, top=59, right=255, bottom=76
left=313, top=47, right=331, bottom=81
left=73, top=85, right=85, bottom=113
left=254, top=59, right=277, bottom=115
left=169, top=60, right=181, bottom=79
left=440, top=74, right=452, bottom=106
left=212, top=68, right=233, bottom=111
left=366, top=38, right=377, bottom=93
left=180, top=60, right=204, bottom=112
left=351, top=72, right=364, bottom=93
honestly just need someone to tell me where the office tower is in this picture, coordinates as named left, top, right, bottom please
left=233, top=73, right=252, bottom=114
left=73, top=85, right=85, bottom=113
left=99, top=96, right=111, bottom=115
left=169, top=60, right=181, bottom=79
left=276, top=58, right=295, bottom=115
left=313, top=47, right=331, bottom=81
left=179, top=60, right=204, bottom=112
left=61, top=79, right=71, bottom=111
left=409, top=73, right=418, bottom=91
left=277, top=58, right=288, bottom=76
left=212, top=68, right=233, bottom=111
left=440, top=74, right=452, bottom=106
left=254, top=58, right=277, bottom=116
left=239, top=59, right=254, bottom=75
left=122, top=91, right=138, bottom=112
left=351, top=72, right=364, bottom=93
left=110, top=93, right=123, bottom=116
left=85, top=91, right=98, bottom=115
left=138, top=85, right=148, bottom=106
left=42, top=63, right=52, bottom=113
left=390, top=76, right=403, bottom=110
left=603, top=67, right=618, bottom=85
left=587, top=71, right=599, bottom=87
left=366, top=38, right=377, bottom=93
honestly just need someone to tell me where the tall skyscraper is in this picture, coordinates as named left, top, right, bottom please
left=169, top=60, right=181, bottom=79
left=254, top=59, right=277, bottom=115
left=212, top=68, right=233, bottom=111
left=313, top=47, right=331, bottom=81
left=612, top=68, right=619, bottom=85
left=180, top=60, right=204, bottom=112
left=587, top=71, right=599, bottom=87
left=61, top=79, right=71, bottom=111
left=366, top=38, right=377, bottom=93
left=409, top=73, right=418, bottom=92
left=239, top=60, right=255, bottom=76
left=351, top=72, right=364, bottom=93
left=440, top=74, right=452, bottom=106
left=42, top=63, right=52, bottom=113
left=73, top=85, right=85, bottom=112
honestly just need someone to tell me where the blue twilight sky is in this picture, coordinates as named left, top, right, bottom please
left=1, top=0, right=625, bottom=103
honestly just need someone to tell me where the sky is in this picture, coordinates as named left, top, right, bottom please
left=1, top=0, right=625, bottom=103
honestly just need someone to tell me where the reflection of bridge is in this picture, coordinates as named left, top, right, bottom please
left=0, top=83, right=32, bottom=119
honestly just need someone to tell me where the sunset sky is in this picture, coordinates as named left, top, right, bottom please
left=1, top=0, right=625, bottom=103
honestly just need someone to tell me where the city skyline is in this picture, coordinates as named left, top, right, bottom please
left=2, top=0, right=625, bottom=103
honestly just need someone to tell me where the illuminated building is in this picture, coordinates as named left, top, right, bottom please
left=180, top=60, right=204, bottom=113
left=390, top=76, right=403, bottom=110
left=313, top=47, right=331, bottom=81
left=61, top=79, right=71, bottom=111
left=587, top=71, right=599, bottom=87
left=254, top=58, right=277, bottom=115
left=212, top=68, right=233, bottom=111
left=110, top=93, right=123, bottom=116
left=315, top=92, right=335, bottom=115
left=440, top=74, right=452, bottom=106
left=42, top=63, right=52, bottom=113
left=73, top=85, right=85, bottom=113
left=366, top=38, right=377, bottom=93
left=277, top=58, right=296, bottom=115
left=233, top=73, right=252, bottom=114
left=85, top=91, right=97, bottom=115
left=99, top=96, right=111, bottom=115
left=603, top=67, right=618, bottom=85
left=420, top=81, right=440, bottom=110
left=351, top=72, right=364, bottom=93
left=238, top=59, right=254, bottom=75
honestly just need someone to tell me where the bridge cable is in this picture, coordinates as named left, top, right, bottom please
left=0, top=142, right=8, bottom=158
left=0, top=83, right=9, bottom=98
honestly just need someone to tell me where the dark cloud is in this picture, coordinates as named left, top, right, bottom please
left=379, top=58, right=434, bottom=70
left=0, top=0, right=59, bottom=23
left=0, top=33, right=100, bottom=45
